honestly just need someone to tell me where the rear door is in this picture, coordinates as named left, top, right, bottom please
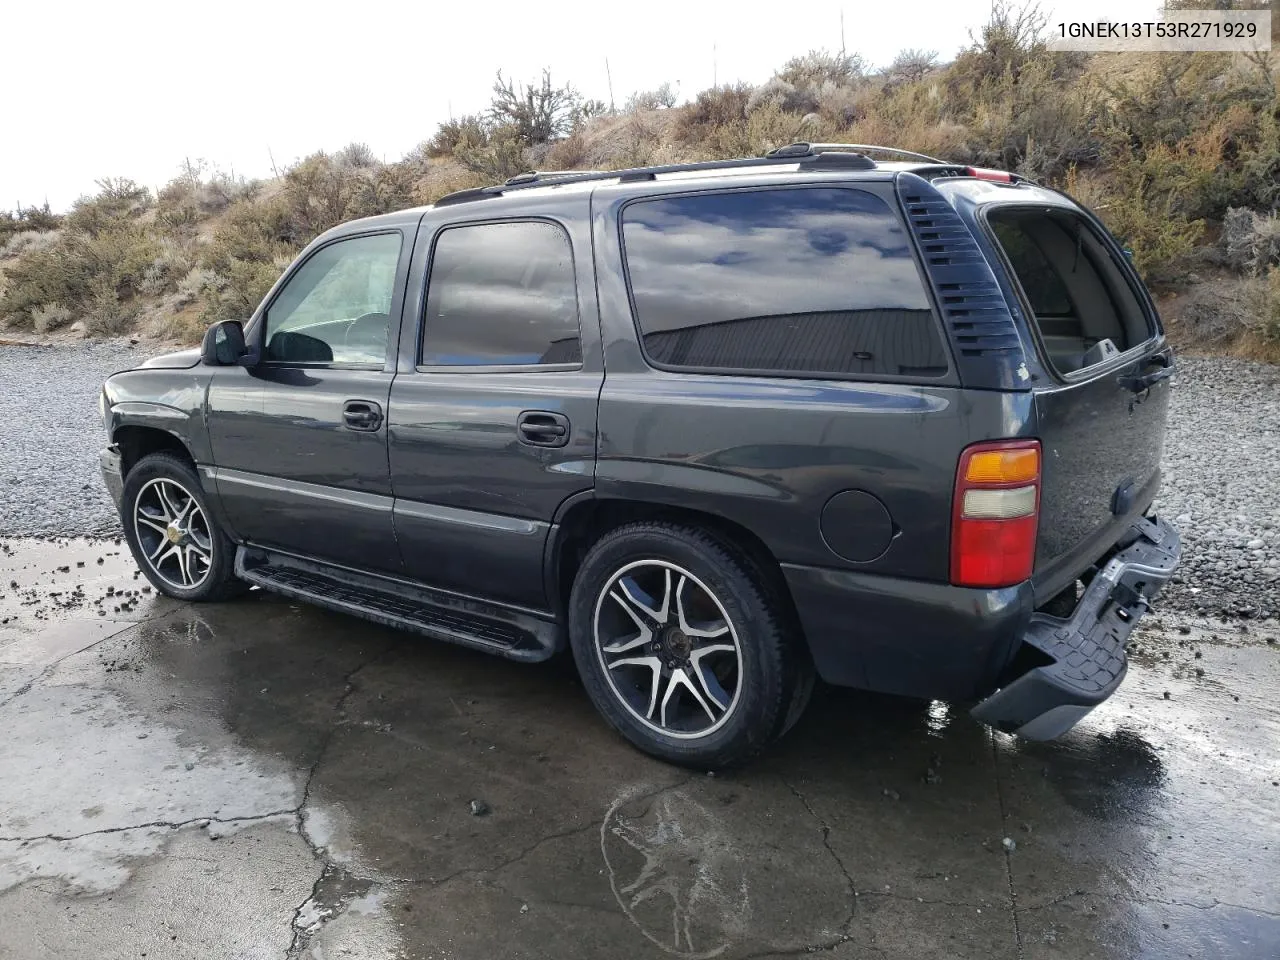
left=980, top=202, right=1173, bottom=596
left=386, top=198, right=602, bottom=609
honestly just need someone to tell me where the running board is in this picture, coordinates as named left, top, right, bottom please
left=234, top=547, right=558, bottom=662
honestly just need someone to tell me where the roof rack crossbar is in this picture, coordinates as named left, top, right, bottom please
left=768, top=142, right=950, bottom=164
left=433, top=151, right=878, bottom=206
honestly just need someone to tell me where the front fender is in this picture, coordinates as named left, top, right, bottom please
left=104, top=368, right=212, bottom=463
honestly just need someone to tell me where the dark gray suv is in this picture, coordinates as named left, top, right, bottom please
left=98, top=143, right=1181, bottom=767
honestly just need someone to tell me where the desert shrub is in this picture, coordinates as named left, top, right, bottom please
left=887, top=49, right=940, bottom=85
left=541, top=131, right=589, bottom=170
left=1243, top=266, right=1280, bottom=360
left=672, top=84, right=753, bottom=144
left=199, top=258, right=285, bottom=322
left=0, top=204, right=61, bottom=244
left=1, top=229, right=60, bottom=259
left=150, top=305, right=209, bottom=344
left=425, top=115, right=490, bottom=158
left=157, top=161, right=255, bottom=232
left=950, top=0, right=1048, bottom=89
left=175, top=267, right=218, bottom=307
left=625, top=82, right=679, bottom=112
left=454, top=126, right=529, bottom=182
left=31, top=301, right=72, bottom=333
left=65, top=178, right=152, bottom=236
left=83, top=276, right=133, bottom=336
left=488, top=70, right=581, bottom=146
left=1224, top=207, right=1280, bottom=275
left=335, top=142, right=379, bottom=169
left=1064, top=162, right=1203, bottom=283
left=411, top=160, right=486, bottom=205
left=0, top=220, right=159, bottom=326
left=746, top=78, right=815, bottom=117
left=776, top=49, right=864, bottom=88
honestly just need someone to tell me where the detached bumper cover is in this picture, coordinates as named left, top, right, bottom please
left=100, top=446, right=124, bottom=511
left=971, top=515, right=1181, bottom=740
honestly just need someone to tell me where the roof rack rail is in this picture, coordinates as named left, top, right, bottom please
left=767, top=142, right=949, bottom=164
left=433, top=149, right=877, bottom=207
left=504, top=169, right=607, bottom=186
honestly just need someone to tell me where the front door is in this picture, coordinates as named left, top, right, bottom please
left=207, top=228, right=411, bottom=573
left=388, top=212, right=602, bottom=609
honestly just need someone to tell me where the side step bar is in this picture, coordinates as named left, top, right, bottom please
left=234, top=547, right=560, bottom=662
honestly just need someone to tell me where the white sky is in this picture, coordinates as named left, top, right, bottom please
left=4, top=0, right=1161, bottom=211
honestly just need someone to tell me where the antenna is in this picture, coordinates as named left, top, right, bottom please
left=713, top=43, right=717, bottom=87
left=840, top=10, right=846, bottom=56
left=605, top=58, right=614, bottom=111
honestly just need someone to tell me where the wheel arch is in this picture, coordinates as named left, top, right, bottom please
left=114, top=424, right=196, bottom=478
left=547, top=497, right=808, bottom=651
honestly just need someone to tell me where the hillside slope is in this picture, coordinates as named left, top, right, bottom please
left=2, top=7, right=1279, bottom=359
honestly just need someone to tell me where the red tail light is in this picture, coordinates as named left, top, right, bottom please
left=951, top=440, right=1041, bottom=588
left=966, top=166, right=1014, bottom=183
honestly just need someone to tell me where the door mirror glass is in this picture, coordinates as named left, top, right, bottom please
left=202, top=319, right=248, bottom=366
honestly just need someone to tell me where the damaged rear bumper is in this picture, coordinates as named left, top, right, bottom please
left=971, top=515, right=1181, bottom=740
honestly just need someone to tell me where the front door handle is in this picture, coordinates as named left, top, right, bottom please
left=343, top=399, right=383, bottom=432
left=517, top=411, right=570, bottom=448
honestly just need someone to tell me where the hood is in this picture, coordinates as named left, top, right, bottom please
left=138, top=347, right=202, bottom=370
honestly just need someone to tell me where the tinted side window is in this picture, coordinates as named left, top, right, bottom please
left=621, top=188, right=947, bottom=378
left=265, top=232, right=401, bottom=365
left=421, top=221, right=581, bottom=366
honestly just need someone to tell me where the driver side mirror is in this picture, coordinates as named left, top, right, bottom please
left=201, top=319, right=250, bottom=366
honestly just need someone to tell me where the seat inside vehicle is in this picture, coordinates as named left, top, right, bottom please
left=987, top=207, right=1151, bottom=375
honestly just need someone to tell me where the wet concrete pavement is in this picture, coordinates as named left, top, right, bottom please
left=1, top=537, right=1277, bottom=960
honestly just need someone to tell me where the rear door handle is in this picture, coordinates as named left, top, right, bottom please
left=517, top=411, right=570, bottom=447
left=343, top=399, right=383, bottom=432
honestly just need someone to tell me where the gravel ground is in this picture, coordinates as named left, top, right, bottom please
left=0, top=341, right=143, bottom=537
left=1157, top=354, right=1280, bottom=619
left=0, top=344, right=1276, bottom=618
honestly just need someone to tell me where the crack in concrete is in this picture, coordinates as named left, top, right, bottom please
left=284, top=639, right=405, bottom=960
left=0, top=809, right=297, bottom=845
left=784, top=780, right=858, bottom=953
left=0, top=667, right=53, bottom=710
left=426, top=821, right=602, bottom=887
left=0, top=611, right=176, bottom=711
left=990, top=731, right=1024, bottom=960
left=1019, top=888, right=1280, bottom=919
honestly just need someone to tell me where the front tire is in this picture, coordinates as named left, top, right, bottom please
left=568, top=522, right=801, bottom=768
left=120, top=452, right=244, bottom=602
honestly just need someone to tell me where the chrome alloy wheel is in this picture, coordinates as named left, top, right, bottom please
left=593, top=560, right=743, bottom=739
left=132, top=477, right=213, bottom=590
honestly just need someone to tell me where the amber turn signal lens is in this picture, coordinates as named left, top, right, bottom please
left=964, top=447, right=1040, bottom=485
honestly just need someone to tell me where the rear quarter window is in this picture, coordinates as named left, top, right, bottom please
left=620, top=187, right=949, bottom=379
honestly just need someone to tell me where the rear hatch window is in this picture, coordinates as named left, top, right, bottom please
left=987, top=207, right=1155, bottom=376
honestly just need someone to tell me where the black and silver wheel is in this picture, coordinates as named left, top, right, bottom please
left=569, top=522, right=805, bottom=768
left=120, top=452, right=244, bottom=601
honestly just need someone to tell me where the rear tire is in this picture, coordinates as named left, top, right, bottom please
left=568, top=521, right=804, bottom=768
left=120, top=452, right=245, bottom=602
